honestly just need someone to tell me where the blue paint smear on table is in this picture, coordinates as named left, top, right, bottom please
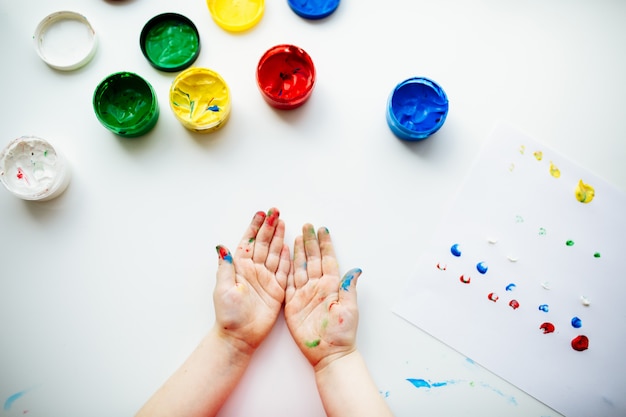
left=406, top=378, right=518, bottom=405
left=3, top=389, right=28, bottom=411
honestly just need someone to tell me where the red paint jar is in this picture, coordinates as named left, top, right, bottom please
left=256, top=44, right=315, bottom=109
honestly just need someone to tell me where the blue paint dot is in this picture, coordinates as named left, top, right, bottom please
left=505, top=283, right=516, bottom=291
left=450, top=243, right=461, bottom=257
left=571, top=316, right=582, bottom=328
left=407, top=378, right=431, bottom=389
left=207, top=105, right=220, bottom=112
left=476, top=262, right=488, bottom=274
left=538, top=304, right=549, bottom=313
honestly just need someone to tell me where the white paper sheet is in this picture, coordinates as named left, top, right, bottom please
left=394, top=125, right=626, bottom=417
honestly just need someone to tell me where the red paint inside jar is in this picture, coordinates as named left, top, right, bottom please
left=256, top=44, right=315, bottom=109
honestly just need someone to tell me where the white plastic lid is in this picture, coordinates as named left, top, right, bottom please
left=34, top=11, right=97, bottom=71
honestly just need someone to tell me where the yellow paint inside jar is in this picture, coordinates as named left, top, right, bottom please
left=169, top=68, right=231, bottom=133
left=207, top=0, right=264, bottom=32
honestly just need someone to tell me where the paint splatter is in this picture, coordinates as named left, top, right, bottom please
left=305, top=339, right=321, bottom=348
left=407, top=378, right=517, bottom=405
left=3, top=389, right=28, bottom=411
left=509, top=300, right=520, bottom=310
left=505, top=283, right=516, bottom=291
left=436, top=263, right=447, bottom=271
left=566, top=240, right=575, bottom=246
left=538, top=227, right=547, bottom=236
left=216, top=246, right=233, bottom=263
left=488, top=292, right=499, bottom=302
left=571, top=316, right=582, bottom=328
left=476, top=262, right=488, bottom=274
left=539, top=322, right=555, bottom=334
left=538, top=304, right=549, bottom=313
left=571, top=335, right=589, bottom=351
left=580, top=295, right=591, bottom=306
left=519, top=145, right=526, bottom=155
left=340, top=268, right=361, bottom=291
left=407, top=378, right=432, bottom=388
left=487, top=237, right=498, bottom=244
left=459, top=275, right=471, bottom=284
left=533, top=151, right=543, bottom=161
left=575, top=179, right=595, bottom=203
left=549, top=161, right=561, bottom=178
left=506, top=255, right=518, bottom=262
left=593, top=252, right=601, bottom=258
left=541, top=281, right=552, bottom=290
left=450, top=243, right=462, bottom=257
left=515, top=215, right=524, bottom=223
left=509, top=163, right=515, bottom=172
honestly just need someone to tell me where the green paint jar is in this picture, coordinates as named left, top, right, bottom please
left=93, top=72, right=159, bottom=137
left=140, top=13, right=200, bottom=72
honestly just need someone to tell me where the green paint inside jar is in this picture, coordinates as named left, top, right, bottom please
left=144, top=21, right=199, bottom=70
left=93, top=72, right=159, bottom=137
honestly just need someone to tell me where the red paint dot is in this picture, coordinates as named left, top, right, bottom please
left=571, top=335, right=589, bottom=351
left=539, top=322, right=555, bottom=334
left=459, top=275, right=471, bottom=284
left=509, top=299, right=520, bottom=310
left=488, top=292, right=499, bottom=302
left=338, top=317, right=344, bottom=325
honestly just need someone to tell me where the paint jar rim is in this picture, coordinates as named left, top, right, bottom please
left=256, top=44, right=316, bottom=110
left=33, top=10, right=98, bottom=71
left=0, top=136, right=71, bottom=201
left=287, top=0, right=340, bottom=20
left=386, top=77, right=449, bottom=141
left=207, top=0, right=265, bottom=32
left=140, top=12, right=201, bottom=72
left=169, top=67, right=231, bottom=133
left=92, top=71, right=160, bottom=138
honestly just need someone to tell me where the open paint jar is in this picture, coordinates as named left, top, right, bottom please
left=169, top=67, right=231, bottom=133
left=287, top=0, right=340, bottom=19
left=207, top=0, right=264, bottom=32
left=93, top=72, right=160, bottom=137
left=34, top=11, right=97, bottom=71
left=386, top=77, right=449, bottom=140
left=256, top=44, right=316, bottom=110
left=140, top=13, right=200, bottom=72
left=0, top=136, right=71, bottom=201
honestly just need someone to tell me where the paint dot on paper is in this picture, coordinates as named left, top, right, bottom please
left=571, top=316, right=582, bottom=328
left=506, top=255, right=518, bottom=262
left=505, top=283, right=516, bottom=291
left=450, top=244, right=462, bottom=257
left=533, top=151, right=543, bottom=161
left=476, top=262, right=488, bottom=274
left=515, top=215, right=524, bottom=223
left=539, top=322, right=555, bottom=334
left=509, top=163, right=515, bottom=172
left=549, top=161, right=561, bottom=178
left=459, top=275, right=471, bottom=284
left=575, top=179, right=595, bottom=204
left=538, top=304, right=549, bottom=312
left=509, top=300, right=520, bottom=310
left=538, top=227, right=547, bottom=236
left=566, top=240, right=575, bottom=246
left=519, top=145, right=526, bottom=155
left=580, top=296, right=591, bottom=306
left=436, top=263, right=447, bottom=271
left=571, top=335, right=589, bottom=351
left=541, top=281, right=552, bottom=290
left=487, top=237, right=498, bottom=244
left=407, top=378, right=431, bottom=389
left=593, top=252, right=601, bottom=258
left=488, top=292, right=499, bottom=302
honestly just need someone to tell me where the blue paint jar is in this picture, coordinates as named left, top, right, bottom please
left=386, top=77, right=449, bottom=141
left=287, top=0, right=340, bottom=20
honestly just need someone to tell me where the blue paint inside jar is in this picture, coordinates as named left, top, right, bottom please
left=287, top=0, right=340, bottom=20
left=386, top=77, right=448, bottom=141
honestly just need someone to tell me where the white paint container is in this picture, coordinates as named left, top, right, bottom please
left=0, top=136, right=71, bottom=201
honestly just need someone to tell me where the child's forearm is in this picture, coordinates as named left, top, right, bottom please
left=314, top=350, right=394, bottom=417
left=135, top=325, right=254, bottom=417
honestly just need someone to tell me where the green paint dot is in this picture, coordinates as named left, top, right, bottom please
left=566, top=240, right=575, bottom=246
left=305, top=339, right=321, bottom=348
left=539, top=227, right=547, bottom=236
left=321, top=318, right=329, bottom=329
left=248, top=237, right=255, bottom=243
left=593, top=252, right=601, bottom=258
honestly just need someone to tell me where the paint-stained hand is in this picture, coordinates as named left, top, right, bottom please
left=285, top=224, right=362, bottom=371
left=213, top=208, right=290, bottom=354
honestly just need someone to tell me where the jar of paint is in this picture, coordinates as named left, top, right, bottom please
left=140, top=13, right=200, bottom=72
left=169, top=67, right=231, bottom=133
left=207, top=0, right=265, bottom=32
left=287, top=0, right=340, bottom=19
left=256, top=44, right=316, bottom=110
left=386, top=77, right=449, bottom=140
left=0, top=136, right=71, bottom=201
left=93, top=72, right=160, bottom=138
left=34, top=11, right=97, bottom=71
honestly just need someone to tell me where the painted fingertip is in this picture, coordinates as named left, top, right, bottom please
left=266, top=208, right=280, bottom=226
left=216, top=245, right=233, bottom=264
left=340, top=268, right=362, bottom=291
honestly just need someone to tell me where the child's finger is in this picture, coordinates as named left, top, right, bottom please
left=292, top=235, right=309, bottom=289
left=337, top=267, right=362, bottom=304
left=252, top=208, right=280, bottom=264
left=235, top=211, right=266, bottom=259
left=302, top=223, right=322, bottom=279
left=318, top=226, right=339, bottom=278
left=215, top=245, right=236, bottom=292
left=265, top=219, right=286, bottom=273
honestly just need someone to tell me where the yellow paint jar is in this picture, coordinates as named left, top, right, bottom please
left=169, top=67, right=231, bottom=133
left=207, top=0, right=264, bottom=32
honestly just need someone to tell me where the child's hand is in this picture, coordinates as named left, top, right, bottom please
left=285, top=224, right=362, bottom=371
left=213, top=208, right=290, bottom=354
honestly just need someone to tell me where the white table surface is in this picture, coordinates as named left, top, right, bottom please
left=1, top=1, right=625, bottom=416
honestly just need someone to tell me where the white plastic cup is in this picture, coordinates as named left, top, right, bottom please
left=0, top=136, right=71, bottom=201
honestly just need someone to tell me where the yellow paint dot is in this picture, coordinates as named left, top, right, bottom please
left=549, top=161, right=561, bottom=178
left=519, top=145, right=526, bottom=155
left=575, top=179, right=595, bottom=203
left=207, top=0, right=264, bottom=32
left=533, top=151, right=543, bottom=161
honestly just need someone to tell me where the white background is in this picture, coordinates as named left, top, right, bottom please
left=1, top=1, right=625, bottom=416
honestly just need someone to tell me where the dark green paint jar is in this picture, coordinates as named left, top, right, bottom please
left=93, top=72, right=159, bottom=137
left=140, top=13, right=200, bottom=72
